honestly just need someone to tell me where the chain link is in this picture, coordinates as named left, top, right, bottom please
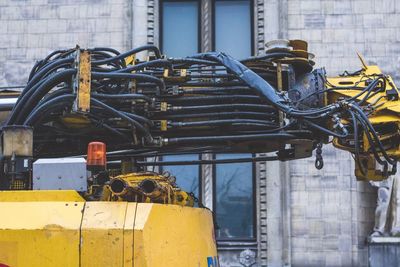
left=315, top=142, right=324, bottom=170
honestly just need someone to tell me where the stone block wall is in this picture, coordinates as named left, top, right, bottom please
left=285, top=1, right=400, bottom=265
left=287, top=0, right=400, bottom=81
left=0, top=0, right=132, bottom=87
left=289, top=146, right=376, bottom=266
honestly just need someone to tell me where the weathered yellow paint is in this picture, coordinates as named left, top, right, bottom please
left=327, top=62, right=400, bottom=179
left=0, top=190, right=84, bottom=202
left=0, top=193, right=217, bottom=266
left=75, top=49, right=91, bottom=112
left=123, top=203, right=137, bottom=267
left=81, top=202, right=127, bottom=267
left=0, top=201, right=84, bottom=267
left=134, top=203, right=218, bottom=267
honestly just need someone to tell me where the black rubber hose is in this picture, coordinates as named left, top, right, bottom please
left=23, top=94, right=75, bottom=126
left=182, top=87, right=252, bottom=95
left=91, top=72, right=165, bottom=92
left=90, top=47, right=121, bottom=55
left=190, top=52, right=338, bottom=118
left=91, top=93, right=152, bottom=103
left=190, top=52, right=285, bottom=105
left=164, top=95, right=263, bottom=104
left=39, top=87, right=71, bottom=104
left=91, top=51, right=125, bottom=67
left=170, top=119, right=277, bottom=128
left=350, top=103, right=396, bottom=165
left=19, top=58, right=74, bottom=102
left=28, top=60, right=44, bottom=81
left=9, top=69, right=76, bottom=125
left=86, top=113, right=130, bottom=140
left=116, top=59, right=172, bottom=73
left=135, top=155, right=279, bottom=166
left=91, top=98, right=153, bottom=142
left=166, top=133, right=295, bottom=145
left=157, top=111, right=277, bottom=120
left=169, top=58, right=219, bottom=66
left=349, top=111, right=367, bottom=176
left=93, top=45, right=161, bottom=65
left=303, top=119, right=348, bottom=138
left=170, top=103, right=276, bottom=112
left=122, top=111, right=154, bottom=127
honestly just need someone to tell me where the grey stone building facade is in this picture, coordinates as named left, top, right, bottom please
left=1, top=0, right=400, bottom=266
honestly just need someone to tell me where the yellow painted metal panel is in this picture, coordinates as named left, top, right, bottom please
left=81, top=202, right=128, bottom=267
left=124, top=203, right=137, bottom=267
left=75, top=49, right=91, bottom=112
left=0, top=201, right=84, bottom=267
left=0, top=190, right=84, bottom=202
left=134, top=203, right=218, bottom=267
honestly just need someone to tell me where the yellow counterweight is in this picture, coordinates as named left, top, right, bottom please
left=0, top=190, right=217, bottom=267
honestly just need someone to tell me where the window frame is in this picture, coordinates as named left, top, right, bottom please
left=159, top=0, right=202, bottom=55
left=212, top=153, right=257, bottom=242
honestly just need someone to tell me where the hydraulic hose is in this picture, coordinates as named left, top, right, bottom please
left=166, top=133, right=296, bottom=145
left=91, top=72, right=165, bottom=92
left=170, top=103, right=276, bottom=112
left=91, top=93, right=152, bottom=103
left=116, top=59, right=173, bottom=73
left=20, top=58, right=74, bottom=102
left=93, top=45, right=161, bottom=65
left=23, top=94, right=75, bottom=126
left=91, top=98, right=153, bottom=143
left=191, top=52, right=285, bottom=106
left=165, top=95, right=263, bottom=104
left=157, top=111, right=277, bottom=120
left=170, top=119, right=278, bottom=128
left=9, top=69, right=76, bottom=125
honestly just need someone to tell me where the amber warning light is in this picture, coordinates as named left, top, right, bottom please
left=87, top=141, right=106, bottom=170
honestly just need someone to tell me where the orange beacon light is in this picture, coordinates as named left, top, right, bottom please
left=87, top=141, right=106, bottom=171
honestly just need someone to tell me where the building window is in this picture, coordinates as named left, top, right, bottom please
left=161, top=154, right=201, bottom=201
left=161, top=0, right=200, bottom=57
left=214, top=154, right=255, bottom=239
left=159, top=0, right=256, bottom=243
left=160, top=0, right=201, bottom=203
left=214, top=0, right=252, bottom=58
left=212, top=0, right=254, bottom=241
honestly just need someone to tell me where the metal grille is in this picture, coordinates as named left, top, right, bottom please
left=10, top=179, right=27, bottom=190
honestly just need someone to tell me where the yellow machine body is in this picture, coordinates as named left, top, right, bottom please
left=326, top=59, right=400, bottom=181
left=0, top=191, right=218, bottom=267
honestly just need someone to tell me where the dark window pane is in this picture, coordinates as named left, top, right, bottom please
left=162, top=154, right=200, bottom=199
left=162, top=1, right=199, bottom=57
left=215, top=0, right=251, bottom=58
left=215, top=153, right=254, bottom=239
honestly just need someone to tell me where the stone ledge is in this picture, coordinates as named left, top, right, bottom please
left=368, top=236, right=400, bottom=244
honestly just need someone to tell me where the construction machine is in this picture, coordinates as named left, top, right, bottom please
left=0, top=39, right=398, bottom=266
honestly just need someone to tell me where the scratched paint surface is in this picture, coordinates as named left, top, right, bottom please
left=0, top=202, right=83, bottom=266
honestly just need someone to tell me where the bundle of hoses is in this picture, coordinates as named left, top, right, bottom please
left=3, top=45, right=397, bottom=177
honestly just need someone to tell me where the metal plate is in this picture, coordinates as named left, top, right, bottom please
left=33, top=158, right=87, bottom=191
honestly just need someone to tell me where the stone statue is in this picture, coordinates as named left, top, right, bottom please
left=370, top=174, right=400, bottom=236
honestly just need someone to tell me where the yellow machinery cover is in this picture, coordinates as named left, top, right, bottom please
left=0, top=191, right=218, bottom=267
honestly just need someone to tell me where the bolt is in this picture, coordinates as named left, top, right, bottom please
left=80, top=176, right=84, bottom=179
left=58, top=176, right=62, bottom=179
left=36, top=177, right=40, bottom=180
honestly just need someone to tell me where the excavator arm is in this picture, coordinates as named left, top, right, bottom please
left=0, top=40, right=399, bottom=189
